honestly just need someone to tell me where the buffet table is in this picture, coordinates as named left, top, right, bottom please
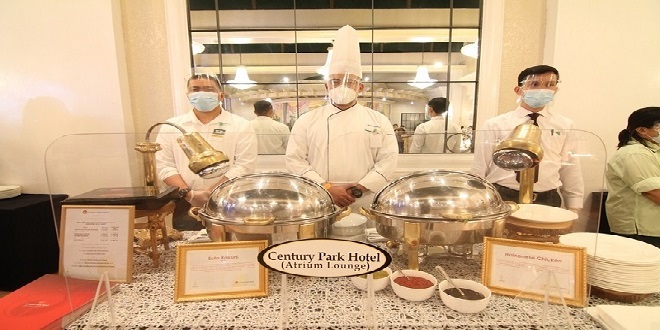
left=66, top=233, right=659, bottom=329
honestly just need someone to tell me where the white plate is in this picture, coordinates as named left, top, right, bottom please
left=559, top=232, right=660, bottom=264
left=510, top=204, right=577, bottom=223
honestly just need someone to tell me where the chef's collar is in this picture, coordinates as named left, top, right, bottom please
left=331, top=101, right=358, bottom=112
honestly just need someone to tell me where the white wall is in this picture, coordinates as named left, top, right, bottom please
left=0, top=0, right=135, bottom=194
left=546, top=0, right=660, bottom=161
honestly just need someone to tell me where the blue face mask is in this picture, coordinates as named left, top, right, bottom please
left=424, top=106, right=432, bottom=120
left=188, top=92, right=219, bottom=112
left=522, top=89, right=555, bottom=108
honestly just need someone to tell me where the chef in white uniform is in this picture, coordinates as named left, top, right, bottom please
left=286, top=25, right=398, bottom=209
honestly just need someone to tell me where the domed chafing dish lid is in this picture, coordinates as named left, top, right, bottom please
left=370, top=170, right=512, bottom=221
left=200, top=172, right=336, bottom=224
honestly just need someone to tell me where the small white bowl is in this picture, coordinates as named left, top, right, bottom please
left=438, top=279, right=492, bottom=313
left=332, top=213, right=368, bottom=236
left=390, top=270, right=438, bottom=301
left=350, top=267, right=392, bottom=292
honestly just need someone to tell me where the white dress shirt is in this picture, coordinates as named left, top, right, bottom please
left=409, top=116, right=462, bottom=153
left=155, top=110, right=257, bottom=191
left=285, top=103, right=398, bottom=194
left=250, top=116, right=290, bottom=154
left=471, top=106, right=584, bottom=209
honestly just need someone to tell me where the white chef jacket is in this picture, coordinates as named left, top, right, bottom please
left=155, top=110, right=257, bottom=191
left=470, top=106, right=584, bottom=209
left=409, top=116, right=462, bottom=153
left=250, top=116, right=290, bottom=154
left=285, top=103, right=398, bottom=194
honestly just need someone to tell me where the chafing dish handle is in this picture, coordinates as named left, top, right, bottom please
left=188, top=207, right=203, bottom=223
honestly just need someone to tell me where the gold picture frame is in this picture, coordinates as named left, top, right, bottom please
left=59, top=205, right=135, bottom=283
left=174, top=240, right=269, bottom=302
left=482, top=237, right=587, bottom=307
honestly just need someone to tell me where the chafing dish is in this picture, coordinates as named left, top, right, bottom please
left=190, top=172, right=349, bottom=244
left=361, top=170, right=516, bottom=269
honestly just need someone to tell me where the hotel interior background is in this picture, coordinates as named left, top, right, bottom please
left=1, top=0, right=659, bottom=198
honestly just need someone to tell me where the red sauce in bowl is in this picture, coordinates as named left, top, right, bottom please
left=393, top=276, right=434, bottom=289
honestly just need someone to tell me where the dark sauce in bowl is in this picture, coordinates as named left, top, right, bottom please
left=443, top=288, right=486, bottom=300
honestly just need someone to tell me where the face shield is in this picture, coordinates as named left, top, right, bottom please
left=519, top=73, right=559, bottom=108
left=519, top=73, right=559, bottom=90
left=326, top=74, right=362, bottom=107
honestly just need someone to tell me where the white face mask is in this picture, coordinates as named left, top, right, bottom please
left=188, top=91, right=219, bottom=112
left=328, top=86, right=358, bottom=105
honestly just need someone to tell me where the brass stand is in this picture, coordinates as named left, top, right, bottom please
left=518, top=167, right=536, bottom=204
left=404, top=221, right=421, bottom=270
left=504, top=216, right=574, bottom=243
left=134, top=201, right=177, bottom=267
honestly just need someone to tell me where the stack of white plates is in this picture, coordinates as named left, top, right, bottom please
left=559, top=232, right=660, bottom=294
left=510, top=203, right=578, bottom=223
left=0, top=185, right=21, bottom=199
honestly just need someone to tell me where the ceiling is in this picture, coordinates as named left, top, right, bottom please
left=187, top=0, right=482, bottom=102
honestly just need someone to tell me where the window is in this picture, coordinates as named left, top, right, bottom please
left=187, top=0, right=482, bottom=153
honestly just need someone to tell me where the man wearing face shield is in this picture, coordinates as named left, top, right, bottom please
left=471, top=65, right=584, bottom=211
left=409, top=97, right=462, bottom=154
left=155, top=74, right=257, bottom=228
left=286, top=25, right=398, bottom=209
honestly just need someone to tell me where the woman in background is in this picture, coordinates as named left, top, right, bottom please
left=606, top=107, right=660, bottom=248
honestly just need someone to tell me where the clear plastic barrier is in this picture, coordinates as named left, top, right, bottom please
left=41, top=128, right=658, bottom=329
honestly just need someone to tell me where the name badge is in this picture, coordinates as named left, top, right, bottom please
left=212, top=128, right=226, bottom=138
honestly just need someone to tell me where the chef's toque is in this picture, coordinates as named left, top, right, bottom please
left=328, top=25, right=362, bottom=78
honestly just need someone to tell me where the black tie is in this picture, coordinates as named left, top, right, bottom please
left=528, top=113, right=541, bottom=126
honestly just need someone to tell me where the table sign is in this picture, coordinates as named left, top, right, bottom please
left=59, top=205, right=134, bottom=282
left=174, top=240, right=268, bottom=302
left=258, top=238, right=391, bottom=277
left=482, top=237, right=587, bottom=307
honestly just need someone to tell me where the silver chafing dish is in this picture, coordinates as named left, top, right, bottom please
left=360, top=170, right=516, bottom=269
left=190, top=172, right=349, bottom=244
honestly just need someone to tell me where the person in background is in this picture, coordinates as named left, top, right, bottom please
left=393, top=124, right=407, bottom=153
left=606, top=107, right=660, bottom=248
left=156, top=73, right=257, bottom=229
left=286, top=25, right=398, bottom=209
left=250, top=100, right=290, bottom=154
left=409, top=97, right=461, bottom=153
left=471, top=65, right=583, bottom=210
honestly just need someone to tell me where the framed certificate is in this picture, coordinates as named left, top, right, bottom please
left=59, top=205, right=135, bottom=282
left=174, top=240, right=268, bottom=302
left=482, top=237, right=587, bottom=307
